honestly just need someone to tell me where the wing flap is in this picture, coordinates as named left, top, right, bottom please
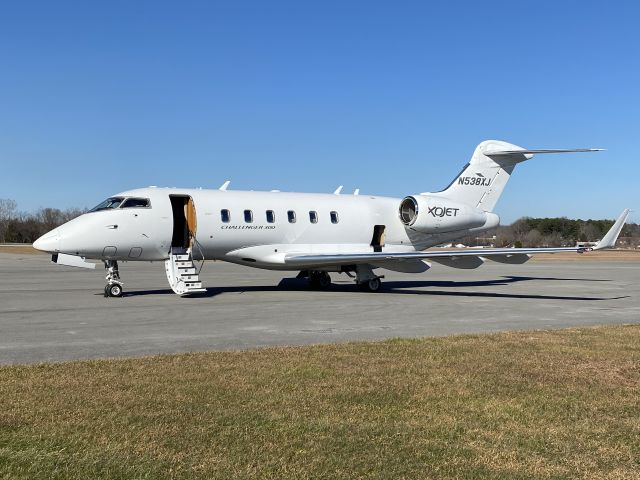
left=430, top=255, right=484, bottom=269
left=372, top=259, right=431, bottom=273
left=483, top=253, right=531, bottom=264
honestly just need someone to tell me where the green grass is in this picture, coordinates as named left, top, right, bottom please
left=1, top=325, right=640, bottom=479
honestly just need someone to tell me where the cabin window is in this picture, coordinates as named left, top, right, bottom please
left=90, top=197, right=124, bottom=212
left=309, top=211, right=318, bottom=224
left=330, top=211, right=339, bottom=224
left=244, top=210, right=253, bottom=223
left=221, top=209, right=230, bottom=223
left=266, top=210, right=275, bottom=223
left=121, top=197, right=151, bottom=209
left=288, top=210, right=296, bottom=223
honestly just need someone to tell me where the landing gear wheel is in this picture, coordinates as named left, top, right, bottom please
left=364, top=277, right=381, bottom=292
left=318, top=272, right=331, bottom=289
left=309, top=271, right=331, bottom=290
left=107, top=283, right=123, bottom=297
left=103, top=260, right=123, bottom=298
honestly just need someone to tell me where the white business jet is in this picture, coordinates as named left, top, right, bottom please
left=33, top=140, right=629, bottom=297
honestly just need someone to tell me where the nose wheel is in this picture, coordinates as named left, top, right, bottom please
left=105, top=283, right=123, bottom=297
left=104, top=260, right=124, bottom=297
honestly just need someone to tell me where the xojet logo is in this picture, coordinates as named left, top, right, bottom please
left=428, top=206, right=460, bottom=217
left=458, top=172, right=491, bottom=186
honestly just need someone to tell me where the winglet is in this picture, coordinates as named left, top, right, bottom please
left=353, top=188, right=360, bottom=196
left=219, top=180, right=231, bottom=191
left=334, top=185, right=343, bottom=195
left=593, top=209, right=630, bottom=250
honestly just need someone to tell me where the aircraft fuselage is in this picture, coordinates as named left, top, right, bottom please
left=34, top=187, right=496, bottom=270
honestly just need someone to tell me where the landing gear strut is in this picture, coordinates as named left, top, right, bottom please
left=355, top=264, right=384, bottom=292
left=104, top=260, right=124, bottom=297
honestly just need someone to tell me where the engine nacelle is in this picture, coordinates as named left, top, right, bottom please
left=399, top=195, right=494, bottom=233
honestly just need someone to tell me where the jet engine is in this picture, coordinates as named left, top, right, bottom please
left=398, top=195, right=496, bottom=233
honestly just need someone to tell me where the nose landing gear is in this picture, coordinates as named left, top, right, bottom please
left=104, top=260, right=124, bottom=297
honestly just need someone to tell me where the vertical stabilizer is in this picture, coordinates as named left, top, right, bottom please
left=429, top=140, right=602, bottom=212
left=431, top=140, right=530, bottom=212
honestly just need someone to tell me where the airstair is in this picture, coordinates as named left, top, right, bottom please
left=165, top=244, right=207, bottom=296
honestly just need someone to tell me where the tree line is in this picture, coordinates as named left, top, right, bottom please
left=0, top=199, right=86, bottom=243
left=460, top=216, right=640, bottom=248
left=0, top=198, right=638, bottom=247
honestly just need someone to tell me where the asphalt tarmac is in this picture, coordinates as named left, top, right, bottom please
left=1, top=252, right=638, bottom=364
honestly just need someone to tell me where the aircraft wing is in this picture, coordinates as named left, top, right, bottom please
left=285, top=209, right=630, bottom=268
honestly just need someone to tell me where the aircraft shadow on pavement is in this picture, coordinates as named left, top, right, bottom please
left=120, top=275, right=627, bottom=302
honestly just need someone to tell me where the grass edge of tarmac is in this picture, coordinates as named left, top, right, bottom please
left=1, top=324, right=639, bottom=479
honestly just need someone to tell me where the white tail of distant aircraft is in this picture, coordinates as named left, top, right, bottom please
left=33, top=140, right=627, bottom=297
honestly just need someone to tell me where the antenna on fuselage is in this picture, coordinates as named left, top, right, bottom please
left=219, top=180, right=231, bottom=191
left=333, top=185, right=343, bottom=195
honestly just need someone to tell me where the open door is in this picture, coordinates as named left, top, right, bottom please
left=170, top=195, right=197, bottom=249
left=371, top=225, right=386, bottom=253
left=185, top=197, right=197, bottom=240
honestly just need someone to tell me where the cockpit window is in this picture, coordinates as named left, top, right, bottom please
left=121, top=197, right=151, bottom=208
left=90, top=197, right=125, bottom=212
left=89, top=197, right=151, bottom=212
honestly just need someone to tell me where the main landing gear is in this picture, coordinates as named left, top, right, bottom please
left=104, top=260, right=124, bottom=297
left=308, top=270, right=332, bottom=289
left=355, top=264, right=384, bottom=292
left=301, top=266, right=384, bottom=292
left=359, top=277, right=382, bottom=292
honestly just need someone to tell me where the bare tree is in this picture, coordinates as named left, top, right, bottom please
left=524, top=229, right=542, bottom=247
left=0, top=199, right=18, bottom=242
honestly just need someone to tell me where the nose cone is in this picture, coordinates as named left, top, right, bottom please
left=33, top=229, right=60, bottom=252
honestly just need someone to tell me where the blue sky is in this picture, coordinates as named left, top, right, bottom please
left=0, top=1, right=638, bottom=223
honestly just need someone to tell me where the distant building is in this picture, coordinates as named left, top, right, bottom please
left=576, top=241, right=599, bottom=248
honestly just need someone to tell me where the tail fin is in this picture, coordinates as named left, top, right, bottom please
left=428, top=140, right=603, bottom=212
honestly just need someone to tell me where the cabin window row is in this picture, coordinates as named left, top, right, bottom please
left=220, top=209, right=339, bottom=224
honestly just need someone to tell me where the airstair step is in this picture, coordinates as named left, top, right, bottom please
left=180, top=288, right=206, bottom=296
left=166, top=245, right=206, bottom=295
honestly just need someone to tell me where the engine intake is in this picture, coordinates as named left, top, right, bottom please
left=399, top=195, right=495, bottom=233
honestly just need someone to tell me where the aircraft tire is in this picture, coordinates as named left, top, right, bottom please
left=318, top=272, right=331, bottom=289
left=364, top=278, right=381, bottom=292
left=107, top=283, right=123, bottom=298
left=309, top=271, right=331, bottom=290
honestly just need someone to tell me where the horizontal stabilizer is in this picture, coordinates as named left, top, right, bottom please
left=485, top=148, right=604, bottom=157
